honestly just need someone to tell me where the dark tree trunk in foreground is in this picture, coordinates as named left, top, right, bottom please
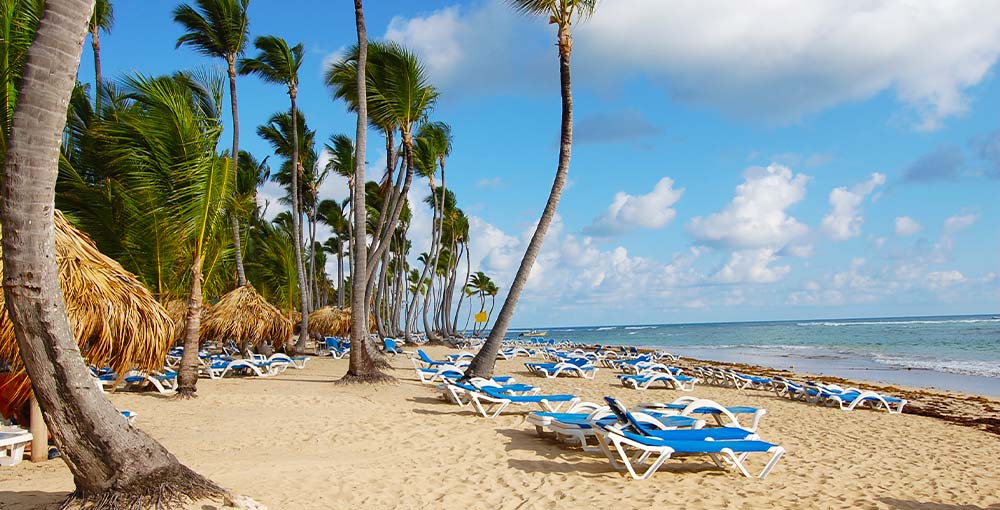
left=228, top=58, right=248, bottom=287
left=341, top=0, right=392, bottom=383
left=1, top=1, right=223, bottom=506
left=463, top=22, right=575, bottom=380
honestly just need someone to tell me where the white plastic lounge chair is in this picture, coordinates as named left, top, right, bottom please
left=465, top=384, right=579, bottom=419
left=123, top=369, right=178, bottom=395
left=267, top=353, right=309, bottom=369
left=618, top=370, right=697, bottom=392
left=638, top=397, right=768, bottom=432
left=595, top=397, right=783, bottom=480
left=812, top=383, right=907, bottom=414
left=525, top=359, right=598, bottom=379
left=440, top=378, right=539, bottom=406
left=0, top=429, right=32, bottom=466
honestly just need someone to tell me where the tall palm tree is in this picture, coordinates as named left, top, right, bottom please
left=317, top=198, right=349, bottom=307
left=238, top=35, right=311, bottom=351
left=101, top=72, right=233, bottom=397
left=324, top=40, right=438, bottom=290
left=463, top=0, right=596, bottom=379
left=88, top=0, right=113, bottom=112
left=340, top=0, right=390, bottom=382
left=1, top=0, right=223, bottom=501
left=173, top=0, right=251, bottom=287
left=0, top=0, right=45, bottom=158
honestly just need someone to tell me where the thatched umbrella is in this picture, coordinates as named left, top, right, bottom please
left=0, top=211, right=174, bottom=421
left=307, top=306, right=374, bottom=337
left=198, top=284, right=292, bottom=350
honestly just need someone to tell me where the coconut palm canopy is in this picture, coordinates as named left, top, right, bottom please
left=198, top=284, right=292, bottom=348
left=307, top=306, right=373, bottom=337
left=0, top=211, right=174, bottom=421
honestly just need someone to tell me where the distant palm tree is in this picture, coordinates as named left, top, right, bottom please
left=174, top=0, right=251, bottom=287
left=317, top=198, right=349, bottom=306
left=238, top=35, right=311, bottom=351
left=88, top=0, right=113, bottom=111
left=464, top=0, right=596, bottom=379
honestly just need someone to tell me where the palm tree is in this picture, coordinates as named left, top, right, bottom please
left=238, top=35, right=311, bottom=351
left=0, top=0, right=45, bottom=157
left=324, top=40, right=438, bottom=291
left=173, top=0, right=251, bottom=287
left=101, top=72, right=233, bottom=398
left=463, top=0, right=595, bottom=379
left=88, top=0, right=113, bottom=111
left=340, top=0, right=391, bottom=383
left=318, top=198, right=349, bottom=307
left=1, top=0, right=223, bottom=502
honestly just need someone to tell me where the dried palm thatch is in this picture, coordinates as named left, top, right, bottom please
left=307, top=306, right=374, bottom=337
left=199, top=284, right=292, bottom=349
left=0, top=210, right=174, bottom=421
left=164, top=298, right=215, bottom=341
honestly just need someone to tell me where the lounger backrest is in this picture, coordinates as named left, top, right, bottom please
left=603, top=396, right=656, bottom=436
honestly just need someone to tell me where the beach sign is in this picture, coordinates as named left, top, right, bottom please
left=474, top=311, right=487, bottom=323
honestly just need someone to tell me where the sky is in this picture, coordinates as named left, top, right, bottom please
left=78, top=0, right=1000, bottom=327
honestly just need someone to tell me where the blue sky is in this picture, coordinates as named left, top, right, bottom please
left=80, top=0, right=1000, bottom=327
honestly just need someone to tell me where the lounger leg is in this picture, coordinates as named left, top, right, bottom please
left=759, top=446, right=785, bottom=478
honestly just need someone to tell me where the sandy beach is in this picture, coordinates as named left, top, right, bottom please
left=2, top=345, right=999, bottom=510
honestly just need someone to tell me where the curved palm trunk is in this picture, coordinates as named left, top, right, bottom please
left=463, top=25, right=575, bottom=380
left=365, top=131, right=414, bottom=283
left=2, top=0, right=223, bottom=503
left=177, top=254, right=203, bottom=397
left=452, top=241, right=471, bottom=335
left=290, top=93, right=309, bottom=353
left=227, top=59, right=247, bottom=287
left=342, top=0, right=391, bottom=383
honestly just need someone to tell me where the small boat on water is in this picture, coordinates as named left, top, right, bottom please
left=519, top=330, right=548, bottom=337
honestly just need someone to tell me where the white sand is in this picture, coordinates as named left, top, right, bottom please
left=2, top=345, right=999, bottom=509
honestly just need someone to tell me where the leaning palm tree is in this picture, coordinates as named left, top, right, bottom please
left=174, top=0, right=251, bottom=287
left=1, top=0, right=225, bottom=504
left=238, top=35, right=311, bottom=351
left=88, top=0, right=113, bottom=111
left=463, top=0, right=596, bottom=379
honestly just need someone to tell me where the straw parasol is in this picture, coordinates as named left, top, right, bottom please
left=307, top=306, right=374, bottom=337
left=0, top=210, right=174, bottom=421
left=198, top=284, right=292, bottom=349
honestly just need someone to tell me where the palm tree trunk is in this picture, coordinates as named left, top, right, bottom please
left=463, top=25, right=575, bottom=380
left=2, top=0, right=223, bottom=501
left=308, top=207, right=317, bottom=309
left=289, top=93, right=309, bottom=352
left=336, top=244, right=345, bottom=307
left=343, top=0, right=390, bottom=382
left=452, top=241, right=470, bottom=335
left=228, top=59, right=248, bottom=287
left=90, top=24, right=102, bottom=112
left=365, top=130, right=415, bottom=283
left=177, top=254, right=203, bottom=397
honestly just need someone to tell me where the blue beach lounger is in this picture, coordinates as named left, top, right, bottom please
left=596, top=397, right=784, bottom=480
left=465, top=384, right=579, bottom=419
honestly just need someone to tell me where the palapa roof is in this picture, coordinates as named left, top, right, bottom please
left=0, top=210, right=174, bottom=421
left=198, top=284, right=292, bottom=348
left=307, top=306, right=374, bottom=338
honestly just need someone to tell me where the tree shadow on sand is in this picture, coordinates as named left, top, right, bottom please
left=879, top=498, right=1000, bottom=510
left=0, top=490, right=67, bottom=509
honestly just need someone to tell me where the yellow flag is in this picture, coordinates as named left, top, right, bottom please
left=474, top=311, right=487, bottom=323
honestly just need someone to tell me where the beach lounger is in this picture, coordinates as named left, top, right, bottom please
left=465, top=385, right=579, bottom=419
left=810, top=383, right=907, bottom=414
left=596, top=397, right=782, bottom=480
left=267, top=353, right=309, bottom=369
left=531, top=404, right=704, bottom=452
left=525, top=358, right=598, bottom=379
left=0, top=429, right=32, bottom=466
left=383, top=338, right=407, bottom=357
left=637, top=397, right=768, bottom=432
left=440, top=378, right=539, bottom=406
left=416, top=349, right=455, bottom=368
left=618, top=370, right=697, bottom=391
left=123, top=369, right=178, bottom=395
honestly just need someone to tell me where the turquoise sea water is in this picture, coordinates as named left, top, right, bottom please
left=508, top=314, right=1000, bottom=395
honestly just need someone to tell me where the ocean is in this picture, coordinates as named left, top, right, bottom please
left=508, top=314, right=1000, bottom=396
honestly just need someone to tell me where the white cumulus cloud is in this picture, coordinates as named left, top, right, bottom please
left=584, top=177, right=684, bottom=236
left=714, top=249, right=791, bottom=284
left=894, top=216, right=922, bottom=237
left=821, top=172, right=886, bottom=241
left=689, top=164, right=810, bottom=249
